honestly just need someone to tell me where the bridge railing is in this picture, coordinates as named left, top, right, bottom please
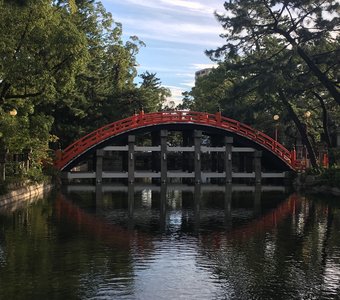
left=55, top=111, right=297, bottom=171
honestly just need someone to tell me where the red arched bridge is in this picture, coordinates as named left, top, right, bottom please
left=55, top=111, right=306, bottom=182
left=55, top=111, right=297, bottom=170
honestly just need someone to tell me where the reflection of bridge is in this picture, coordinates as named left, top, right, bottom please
left=55, top=194, right=152, bottom=250
left=56, top=111, right=299, bottom=184
left=65, top=183, right=288, bottom=193
left=58, top=185, right=298, bottom=244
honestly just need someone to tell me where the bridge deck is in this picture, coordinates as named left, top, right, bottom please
left=55, top=111, right=298, bottom=172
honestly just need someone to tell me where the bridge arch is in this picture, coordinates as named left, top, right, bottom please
left=55, top=111, right=296, bottom=172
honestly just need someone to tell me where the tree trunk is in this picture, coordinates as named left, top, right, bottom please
left=279, top=91, right=318, bottom=168
left=313, top=92, right=332, bottom=147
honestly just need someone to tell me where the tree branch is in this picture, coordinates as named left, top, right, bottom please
left=5, top=90, right=44, bottom=100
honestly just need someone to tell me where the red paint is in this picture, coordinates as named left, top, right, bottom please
left=55, top=111, right=298, bottom=171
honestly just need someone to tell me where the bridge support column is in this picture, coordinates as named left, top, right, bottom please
left=194, top=130, right=202, bottom=184
left=151, top=132, right=160, bottom=172
left=254, top=150, right=262, bottom=184
left=128, top=135, right=135, bottom=184
left=160, top=130, right=168, bottom=184
left=95, top=149, right=104, bottom=184
left=182, top=130, right=191, bottom=172
left=225, top=136, right=233, bottom=183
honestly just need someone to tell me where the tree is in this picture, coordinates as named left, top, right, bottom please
left=0, top=0, right=89, bottom=106
left=40, top=0, right=147, bottom=146
left=208, top=0, right=340, bottom=105
left=0, top=0, right=170, bottom=183
left=202, top=0, right=340, bottom=168
left=0, top=0, right=90, bottom=179
left=138, top=71, right=171, bottom=112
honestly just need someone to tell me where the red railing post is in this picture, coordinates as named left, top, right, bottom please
left=215, top=111, right=221, bottom=125
left=139, top=109, right=144, bottom=125
left=56, top=110, right=296, bottom=171
left=291, top=147, right=296, bottom=168
left=132, top=113, right=138, bottom=128
left=322, top=153, right=329, bottom=168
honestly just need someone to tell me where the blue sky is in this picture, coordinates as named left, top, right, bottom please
left=101, top=0, right=226, bottom=104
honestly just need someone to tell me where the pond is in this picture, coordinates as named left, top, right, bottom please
left=0, top=184, right=339, bottom=299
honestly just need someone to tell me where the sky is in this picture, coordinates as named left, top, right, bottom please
left=101, top=0, right=226, bottom=105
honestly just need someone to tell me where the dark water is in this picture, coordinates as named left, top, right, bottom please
left=0, top=184, right=339, bottom=300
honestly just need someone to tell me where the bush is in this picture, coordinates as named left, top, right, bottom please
left=319, top=167, right=340, bottom=187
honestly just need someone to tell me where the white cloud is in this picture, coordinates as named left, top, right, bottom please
left=175, top=72, right=194, bottom=78
left=191, top=63, right=218, bottom=70
left=106, top=0, right=226, bottom=47
left=166, top=85, right=184, bottom=97
left=119, top=17, right=224, bottom=46
left=137, top=65, right=180, bottom=73
left=160, top=0, right=215, bottom=13
left=102, top=0, right=224, bottom=105
left=165, top=86, right=185, bottom=105
left=164, top=85, right=185, bottom=105
left=109, top=0, right=220, bottom=17
left=180, top=80, right=195, bottom=88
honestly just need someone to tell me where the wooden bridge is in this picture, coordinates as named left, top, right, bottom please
left=55, top=111, right=301, bottom=184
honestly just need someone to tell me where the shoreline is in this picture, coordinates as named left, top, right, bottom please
left=293, top=173, right=340, bottom=197
left=0, top=182, right=53, bottom=208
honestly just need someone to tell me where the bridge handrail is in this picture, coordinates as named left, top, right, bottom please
left=55, top=111, right=296, bottom=170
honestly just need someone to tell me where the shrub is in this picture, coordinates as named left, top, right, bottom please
left=319, top=167, right=340, bottom=187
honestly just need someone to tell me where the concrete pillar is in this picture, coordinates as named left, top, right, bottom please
left=225, top=136, right=233, bottom=183
left=254, top=150, right=262, bottom=184
left=151, top=131, right=160, bottom=172
left=96, top=149, right=104, bottom=184
left=211, top=135, right=218, bottom=173
left=210, top=135, right=220, bottom=183
left=194, top=130, right=202, bottom=184
left=160, top=130, right=168, bottom=184
left=182, top=131, right=192, bottom=173
left=128, top=135, right=135, bottom=184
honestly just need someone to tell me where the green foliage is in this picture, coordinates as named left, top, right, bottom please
left=0, top=0, right=169, bottom=184
left=138, top=71, right=171, bottom=112
left=0, top=0, right=89, bottom=104
left=183, top=0, right=340, bottom=168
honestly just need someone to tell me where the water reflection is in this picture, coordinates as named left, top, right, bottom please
left=0, top=185, right=339, bottom=299
left=63, top=183, right=289, bottom=235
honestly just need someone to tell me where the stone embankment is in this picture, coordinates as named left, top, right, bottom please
left=0, top=183, right=52, bottom=208
left=294, top=174, right=340, bottom=196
